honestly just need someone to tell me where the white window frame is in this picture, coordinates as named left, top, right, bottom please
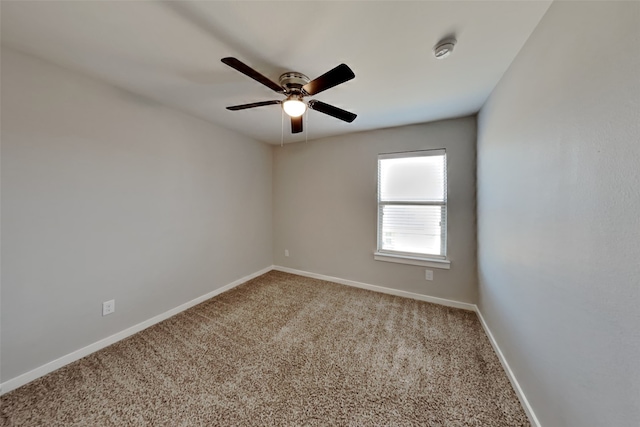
left=374, top=149, right=451, bottom=269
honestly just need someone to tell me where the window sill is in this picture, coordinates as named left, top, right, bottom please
left=374, top=252, right=451, bottom=269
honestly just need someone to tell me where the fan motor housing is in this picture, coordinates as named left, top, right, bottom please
left=279, top=72, right=309, bottom=93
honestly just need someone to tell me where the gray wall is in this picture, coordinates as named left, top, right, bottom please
left=477, top=2, right=640, bottom=426
left=1, top=48, right=273, bottom=382
left=273, top=117, right=477, bottom=303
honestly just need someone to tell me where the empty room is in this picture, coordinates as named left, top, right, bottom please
left=1, top=1, right=638, bottom=426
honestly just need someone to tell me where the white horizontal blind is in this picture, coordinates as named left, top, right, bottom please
left=378, top=150, right=447, bottom=258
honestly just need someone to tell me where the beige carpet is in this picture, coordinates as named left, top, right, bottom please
left=1, top=271, right=529, bottom=426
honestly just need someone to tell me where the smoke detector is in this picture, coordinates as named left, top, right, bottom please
left=434, top=38, right=456, bottom=59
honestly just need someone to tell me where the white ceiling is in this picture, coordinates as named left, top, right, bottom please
left=1, top=1, right=552, bottom=144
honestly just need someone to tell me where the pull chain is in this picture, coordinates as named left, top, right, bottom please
left=280, top=107, right=284, bottom=147
left=305, top=109, right=309, bottom=143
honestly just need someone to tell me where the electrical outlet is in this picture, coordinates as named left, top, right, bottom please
left=425, top=270, right=433, bottom=281
left=102, top=299, right=115, bottom=316
left=285, top=249, right=289, bottom=257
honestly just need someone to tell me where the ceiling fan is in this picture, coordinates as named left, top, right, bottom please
left=222, top=57, right=357, bottom=134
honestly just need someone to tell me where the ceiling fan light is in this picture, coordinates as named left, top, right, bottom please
left=283, top=98, right=307, bottom=117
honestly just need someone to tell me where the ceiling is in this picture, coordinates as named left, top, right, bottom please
left=1, top=1, right=552, bottom=144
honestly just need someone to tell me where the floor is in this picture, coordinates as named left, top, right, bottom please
left=1, top=271, right=529, bottom=426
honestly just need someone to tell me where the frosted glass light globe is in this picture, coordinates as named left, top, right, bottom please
left=283, top=99, right=306, bottom=117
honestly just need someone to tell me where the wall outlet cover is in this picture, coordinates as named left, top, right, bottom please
left=102, top=299, right=115, bottom=316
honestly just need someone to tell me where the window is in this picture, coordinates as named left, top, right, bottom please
left=375, top=149, right=449, bottom=267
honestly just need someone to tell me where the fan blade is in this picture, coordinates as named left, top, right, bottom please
left=221, top=57, right=283, bottom=93
left=291, top=116, right=303, bottom=133
left=226, top=100, right=281, bottom=111
left=308, top=100, right=357, bottom=123
left=302, top=64, right=355, bottom=96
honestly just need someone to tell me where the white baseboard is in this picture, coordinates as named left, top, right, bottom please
left=272, top=265, right=476, bottom=311
left=0, top=265, right=274, bottom=395
left=474, top=307, right=541, bottom=427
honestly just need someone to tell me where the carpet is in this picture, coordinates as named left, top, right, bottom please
left=1, top=271, right=529, bottom=426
